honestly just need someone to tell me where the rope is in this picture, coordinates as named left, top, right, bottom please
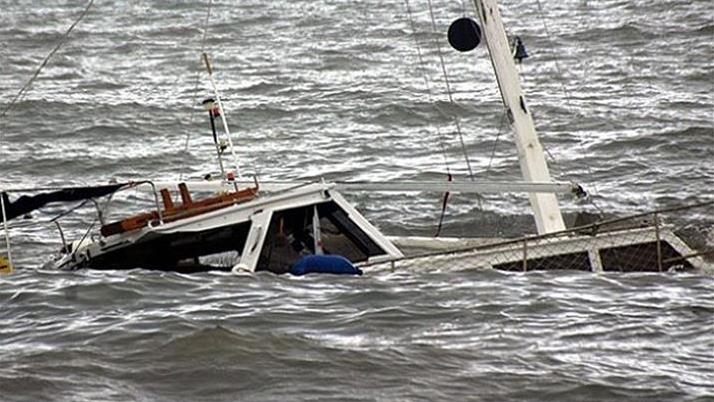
left=425, top=0, right=475, bottom=180
left=179, top=0, right=214, bottom=181
left=0, top=0, right=95, bottom=131
left=434, top=172, right=452, bottom=237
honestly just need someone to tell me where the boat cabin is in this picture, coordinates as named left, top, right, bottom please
left=51, top=182, right=403, bottom=273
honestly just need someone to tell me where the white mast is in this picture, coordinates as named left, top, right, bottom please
left=472, top=0, right=566, bottom=234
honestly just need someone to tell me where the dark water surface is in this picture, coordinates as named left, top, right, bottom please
left=2, top=269, right=714, bottom=402
left=1, top=0, right=713, bottom=401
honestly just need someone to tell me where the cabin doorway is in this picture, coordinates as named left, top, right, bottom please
left=255, top=201, right=386, bottom=274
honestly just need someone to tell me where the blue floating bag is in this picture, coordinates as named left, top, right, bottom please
left=289, top=255, right=363, bottom=276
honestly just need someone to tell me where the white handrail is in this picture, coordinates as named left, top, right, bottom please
left=148, top=179, right=578, bottom=195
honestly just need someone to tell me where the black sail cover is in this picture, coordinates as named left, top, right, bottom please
left=1, top=183, right=127, bottom=221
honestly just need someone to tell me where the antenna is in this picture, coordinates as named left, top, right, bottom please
left=201, top=52, right=244, bottom=184
left=201, top=98, right=227, bottom=178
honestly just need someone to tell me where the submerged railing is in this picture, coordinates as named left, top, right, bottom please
left=365, top=201, right=714, bottom=273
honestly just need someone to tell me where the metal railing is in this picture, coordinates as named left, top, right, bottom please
left=365, top=200, right=714, bottom=272
left=0, top=180, right=166, bottom=273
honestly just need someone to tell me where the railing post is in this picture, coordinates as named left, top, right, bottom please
left=522, top=239, right=528, bottom=272
left=55, top=221, right=69, bottom=253
left=146, top=181, right=164, bottom=225
left=1, top=192, right=13, bottom=274
left=654, top=212, right=663, bottom=272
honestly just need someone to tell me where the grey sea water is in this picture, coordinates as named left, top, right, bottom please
left=1, top=0, right=713, bottom=401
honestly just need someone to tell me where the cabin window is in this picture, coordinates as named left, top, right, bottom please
left=599, top=241, right=692, bottom=272
left=317, top=201, right=385, bottom=258
left=493, top=251, right=591, bottom=271
left=256, top=201, right=385, bottom=274
left=88, top=220, right=251, bottom=273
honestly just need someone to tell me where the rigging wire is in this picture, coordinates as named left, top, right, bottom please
left=455, top=0, right=510, bottom=184
left=49, top=199, right=91, bottom=223
left=6, top=199, right=91, bottom=231
left=4, top=197, right=96, bottom=230
left=532, top=0, right=577, bottom=115
left=403, top=0, right=453, bottom=175
left=179, top=0, right=214, bottom=181
left=517, top=60, right=558, bottom=164
left=0, top=0, right=95, bottom=134
left=404, top=0, right=457, bottom=237
left=425, top=0, right=475, bottom=180
left=536, top=0, right=591, bottom=168
left=532, top=0, right=603, bottom=212
left=485, top=110, right=507, bottom=174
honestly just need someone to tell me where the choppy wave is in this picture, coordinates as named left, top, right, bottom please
left=2, top=269, right=714, bottom=402
left=1, top=0, right=713, bottom=401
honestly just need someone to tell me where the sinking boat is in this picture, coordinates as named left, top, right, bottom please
left=1, top=0, right=712, bottom=275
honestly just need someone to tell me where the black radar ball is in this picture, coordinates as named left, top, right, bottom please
left=448, top=17, right=481, bottom=52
